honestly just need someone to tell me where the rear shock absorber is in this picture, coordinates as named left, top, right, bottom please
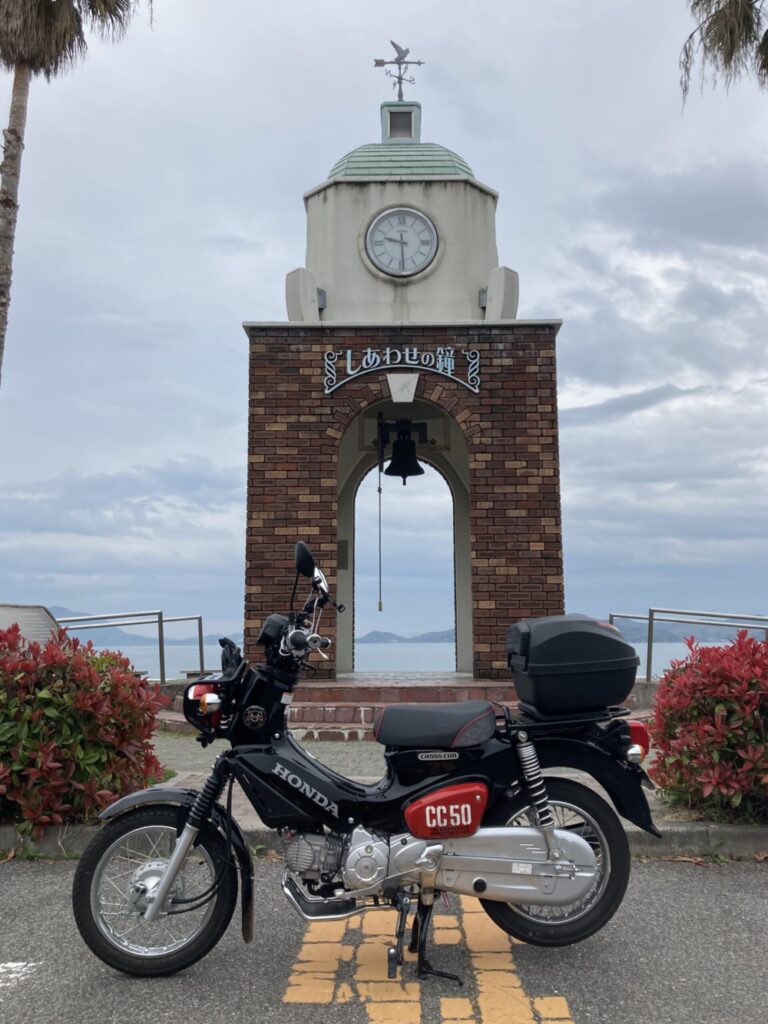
left=515, top=732, right=561, bottom=859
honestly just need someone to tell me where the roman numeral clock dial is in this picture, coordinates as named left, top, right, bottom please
left=365, top=207, right=438, bottom=277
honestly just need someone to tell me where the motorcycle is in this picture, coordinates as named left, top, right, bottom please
left=72, top=541, right=659, bottom=982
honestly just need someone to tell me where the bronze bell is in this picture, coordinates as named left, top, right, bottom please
left=385, top=428, right=424, bottom=485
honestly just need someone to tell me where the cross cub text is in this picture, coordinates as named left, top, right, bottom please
left=72, top=542, right=658, bottom=983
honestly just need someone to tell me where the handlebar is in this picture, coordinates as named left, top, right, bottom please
left=284, top=626, right=332, bottom=659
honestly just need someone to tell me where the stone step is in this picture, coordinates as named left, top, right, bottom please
left=294, top=680, right=517, bottom=704
left=173, top=680, right=517, bottom=714
left=290, top=725, right=377, bottom=742
left=288, top=702, right=376, bottom=725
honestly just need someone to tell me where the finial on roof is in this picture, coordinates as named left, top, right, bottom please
left=373, top=40, right=425, bottom=101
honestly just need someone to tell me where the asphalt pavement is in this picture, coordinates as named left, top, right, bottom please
left=2, top=858, right=766, bottom=1024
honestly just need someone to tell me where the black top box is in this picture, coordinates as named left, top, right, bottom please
left=506, top=614, right=639, bottom=714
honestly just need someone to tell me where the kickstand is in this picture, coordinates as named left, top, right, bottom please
left=413, top=900, right=463, bottom=985
left=387, top=895, right=411, bottom=979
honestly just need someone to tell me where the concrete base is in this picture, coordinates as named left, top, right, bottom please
left=631, top=679, right=659, bottom=711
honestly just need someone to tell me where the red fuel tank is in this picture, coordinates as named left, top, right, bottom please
left=404, top=782, right=489, bottom=839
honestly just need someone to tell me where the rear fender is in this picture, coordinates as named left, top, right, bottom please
left=534, top=738, right=660, bottom=837
left=100, top=785, right=255, bottom=942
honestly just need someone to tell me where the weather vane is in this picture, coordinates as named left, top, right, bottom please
left=374, top=41, right=424, bottom=100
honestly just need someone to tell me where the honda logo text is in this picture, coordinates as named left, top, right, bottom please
left=272, top=763, right=339, bottom=818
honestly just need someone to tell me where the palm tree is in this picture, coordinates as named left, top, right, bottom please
left=0, top=1, right=146, bottom=387
left=681, top=1, right=768, bottom=99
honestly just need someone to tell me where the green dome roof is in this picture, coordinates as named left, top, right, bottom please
left=329, top=142, right=474, bottom=180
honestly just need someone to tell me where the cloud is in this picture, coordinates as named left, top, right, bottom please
left=560, top=384, right=703, bottom=426
left=592, top=162, right=768, bottom=255
left=559, top=376, right=768, bottom=613
left=0, top=457, right=246, bottom=627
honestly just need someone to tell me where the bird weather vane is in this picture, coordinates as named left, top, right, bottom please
left=374, top=41, right=424, bottom=100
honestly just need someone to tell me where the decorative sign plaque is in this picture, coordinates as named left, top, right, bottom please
left=324, top=346, right=480, bottom=395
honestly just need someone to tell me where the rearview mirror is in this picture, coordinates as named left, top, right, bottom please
left=313, top=568, right=329, bottom=595
left=295, top=541, right=315, bottom=578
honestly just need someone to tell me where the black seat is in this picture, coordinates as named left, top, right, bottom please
left=372, top=700, right=496, bottom=749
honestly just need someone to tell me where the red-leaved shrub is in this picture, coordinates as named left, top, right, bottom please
left=649, top=631, right=768, bottom=823
left=0, top=624, right=169, bottom=838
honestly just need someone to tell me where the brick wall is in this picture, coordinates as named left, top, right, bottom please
left=244, top=323, right=563, bottom=679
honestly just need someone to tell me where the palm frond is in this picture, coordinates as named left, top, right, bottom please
left=0, top=0, right=149, bottom=78
left=0, top=0, right=85, bottom=76
left=80, top=1, right=146, bottom=41
left=756, top=27, right=768, bottom=85
left=680, top=0, right=767, bottom=99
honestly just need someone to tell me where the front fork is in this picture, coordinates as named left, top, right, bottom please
left=515, top=731, right=562, bottom=860
left=142, top=755, right=230, bottom=923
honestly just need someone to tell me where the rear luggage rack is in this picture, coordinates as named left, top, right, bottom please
left=492, top=700, right=630, bottom=738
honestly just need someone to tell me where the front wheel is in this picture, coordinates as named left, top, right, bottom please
left=480, top=778, right=630, bottom=946
left=72, top=805, right=238, bottom=975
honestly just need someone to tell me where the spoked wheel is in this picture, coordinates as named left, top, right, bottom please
left=480, top=778, right=630, bottom=946
left=72, top=805, right=237, bottom=975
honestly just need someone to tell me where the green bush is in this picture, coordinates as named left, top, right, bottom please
left=0, top=624, right=169, bottom=837
left=649, top=631, right=768, bottom=823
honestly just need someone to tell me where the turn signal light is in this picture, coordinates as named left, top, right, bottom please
left=199, top=693, right=222, bottom=714
left=628, top=721, right=650, bottom=760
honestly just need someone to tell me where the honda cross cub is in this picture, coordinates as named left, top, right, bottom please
left=72, top=541, right=658, bottom=981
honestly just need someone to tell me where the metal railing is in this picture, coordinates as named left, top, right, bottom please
left=608, top=607, right=768, bottom=681
left=58, top=611, right=206, bottom=684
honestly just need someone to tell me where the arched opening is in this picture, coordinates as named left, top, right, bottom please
left=353, top=463, right=455, bottom=671
left=335, top=398, right=473, bottom=675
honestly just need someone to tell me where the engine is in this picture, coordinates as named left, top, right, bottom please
left=283, top=832, right=345, bottom=880
left=341, top=827, right=390, bottom=890
left=283, top=826, right=404, bottom=891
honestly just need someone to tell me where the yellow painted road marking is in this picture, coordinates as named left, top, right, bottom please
left=282, top=895, right=576, bottom=1023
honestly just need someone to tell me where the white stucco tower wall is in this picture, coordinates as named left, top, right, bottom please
left=286, top=101, right=518, bottom=323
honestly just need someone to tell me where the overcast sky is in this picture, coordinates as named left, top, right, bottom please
left=0, top=1, right=765, bottom=647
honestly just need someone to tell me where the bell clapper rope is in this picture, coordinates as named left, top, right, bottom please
left=378, top=464, right=383, bottom=612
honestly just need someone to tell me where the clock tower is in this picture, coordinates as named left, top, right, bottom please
left=244, top=57, right=564, bottom=695
left=286, top=100, right=519, bottom=322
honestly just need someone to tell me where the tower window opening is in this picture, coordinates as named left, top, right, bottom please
left=389, top=111, right=413, bottom=139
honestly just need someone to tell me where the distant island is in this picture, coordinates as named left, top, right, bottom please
left=356, top=620, right=747, bottom=646
left=49, top=607, right=243, bottom=648
left=356, top=629, right=455, bottom=644
left=612, top=619, right=740, bottom=644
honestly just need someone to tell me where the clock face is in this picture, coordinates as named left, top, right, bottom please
left=365, top=208, right=438, bottom=277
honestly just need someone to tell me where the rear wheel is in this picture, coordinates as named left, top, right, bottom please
left=72, top=805, right=237, bottom=976
left=480, top=778, right=630, bottom=946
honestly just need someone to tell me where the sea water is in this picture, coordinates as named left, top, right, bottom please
left=114, top=639, right=706, bottom=680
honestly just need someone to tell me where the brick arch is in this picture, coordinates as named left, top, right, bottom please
left=325, top=367, right=481, bottom=440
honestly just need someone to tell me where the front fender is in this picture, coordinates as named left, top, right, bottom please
left=535, top=739, right=661, bottom=837
left=99, top=785, right=255, bottom=942
left=99, top=786, right=199, bottom=820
